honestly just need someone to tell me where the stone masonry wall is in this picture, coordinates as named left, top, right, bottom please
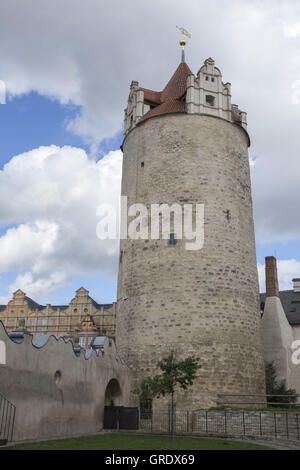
left=116, top=113, right=266, bottom=410
left=0, top=321, right=131, bottom=441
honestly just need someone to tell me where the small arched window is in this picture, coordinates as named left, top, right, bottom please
left=54, top=370, right=62, bottom=386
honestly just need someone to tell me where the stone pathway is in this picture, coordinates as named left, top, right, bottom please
left=238, top=438, right=300, bottom=450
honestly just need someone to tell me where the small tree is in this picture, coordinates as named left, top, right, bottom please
left=134, top=352, right=201, bottom=437
left=265, top=362, right=297, bottom=407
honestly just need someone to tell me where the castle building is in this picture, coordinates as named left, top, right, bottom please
left=0, top=287, right=116, bottom=346
left=260, top=256, right=300, bottom=394
left=2, top=40, right=300, bottom=443
left=116, top=53, right=266, bottom=409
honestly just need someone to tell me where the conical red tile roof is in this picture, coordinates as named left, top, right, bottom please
left=138, top=62, right=192, bottom=126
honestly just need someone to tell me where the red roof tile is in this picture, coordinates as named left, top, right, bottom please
left=141, top=88, right=161, bottom=105
left=161, top=62, right=192, bottom=101
left=138, top=62, right=192, bottom=125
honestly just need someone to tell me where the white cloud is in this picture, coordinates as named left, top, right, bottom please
left=291, top=80, right=300, bottom=104
left=0, top=80, right=5, bottom=104
left=249, top=156, right=256, bottom=167
left=258, top=258, right=300, bottom=292
left=0, top=1, right=299, bottom=240
left=284, top=22, right=300, bottom=38
left=251, top=152, right=300, bottom=243
left=0, top=145, right=122, bottom=300
left=0, top=1, right=300, bottom=299
left=8, top=271, right=71, bottom=301
left=0, top=221, right=58, bottom=272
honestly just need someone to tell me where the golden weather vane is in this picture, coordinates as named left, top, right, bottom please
left=176, top=26, right=191, bottom=62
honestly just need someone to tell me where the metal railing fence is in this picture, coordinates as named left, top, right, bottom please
left=140, top=408, right=300, bottom=441
left=0, top=392, right=16, bottom=445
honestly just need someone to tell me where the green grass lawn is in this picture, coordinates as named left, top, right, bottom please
left=14, top=433, right=272, bottom=450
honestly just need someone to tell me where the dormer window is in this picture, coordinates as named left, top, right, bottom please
left=206, top=95, right=215, bottom=107
left=143, top=102, right=158, bottom=117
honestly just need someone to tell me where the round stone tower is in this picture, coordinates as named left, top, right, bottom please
left=116, top=56, right=266, bottom=409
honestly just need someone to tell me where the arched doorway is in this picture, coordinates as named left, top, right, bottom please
left=0, top=340, right=5, bottom=365
left=104, top=378, right=122, bottom=406
left=103, top=379, right=139, bottom=430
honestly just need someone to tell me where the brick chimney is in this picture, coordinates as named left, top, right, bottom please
left=265, top=256, right=279, bottom=297
left=292, top=278, right=300, bottom=293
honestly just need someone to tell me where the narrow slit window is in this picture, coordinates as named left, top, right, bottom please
left=169, top=233, right=177, bottom=245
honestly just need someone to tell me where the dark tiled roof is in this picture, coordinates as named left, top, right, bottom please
left=260, top=290, right=300, bottom=325
left=52, top=305, right=69, bottom=311
left=88, top=297, right=113, bottom=310
left=89, top=296, right=102, bottom=309
left=102, top=304, right=113, bottom=310
left=0, top=299, right=111, bottom=312
left=138, top=62, right=192, bottom=126
left=25, top=296, right=44, bottom=311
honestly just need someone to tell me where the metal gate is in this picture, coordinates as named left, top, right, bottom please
left=0, top=392, right=16, bottom=445
left=104, top=406, right=139, bottom=430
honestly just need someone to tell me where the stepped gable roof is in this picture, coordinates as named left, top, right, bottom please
left=138, top=61, right=192, bottom=125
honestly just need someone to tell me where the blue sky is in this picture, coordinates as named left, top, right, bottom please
left=0, top=93, right=122, bottom=304
left=0, top=0, right=299, bottom=305
left=0, top=93, right=86, bottom=159
left=0, top=92, right=123, bottom=164
left=0, top=90, right=298, bottom=304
